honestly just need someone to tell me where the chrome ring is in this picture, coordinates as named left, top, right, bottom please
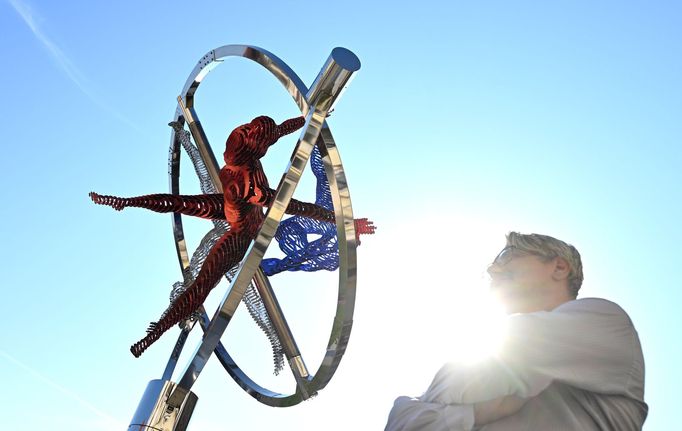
left=167, top=45, right=358, bottom=407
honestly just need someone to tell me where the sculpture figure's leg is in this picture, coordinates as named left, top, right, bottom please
left=131, top=230, right=250, bottom=357
left=89, top=192, right=225, bottom=220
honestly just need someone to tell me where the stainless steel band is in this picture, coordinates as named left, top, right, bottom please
left=164, top=46, right=360, bottom=408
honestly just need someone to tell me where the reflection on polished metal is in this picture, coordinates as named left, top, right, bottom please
left=129, top=380, right=197, bottom=431
left=169, top=45, right=360, bottom=408
left=129, top=44, right=361, bottom=430
left=307, top=47, right=360, bottom=113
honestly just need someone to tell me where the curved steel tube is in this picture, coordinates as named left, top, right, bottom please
left=166, top=45, right=359, bottom=407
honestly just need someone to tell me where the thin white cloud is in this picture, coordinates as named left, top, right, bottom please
left=0, top=349, right=126, bottom=430
left=8, top=0, right=144, bottom=133
left=8, top=0, right=90, bottom=93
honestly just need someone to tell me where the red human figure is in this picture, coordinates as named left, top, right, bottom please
left=90, top=115, right=374, bottom=357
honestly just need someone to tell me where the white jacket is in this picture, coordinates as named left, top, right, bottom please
left=385, top=298, right=647, bottom=430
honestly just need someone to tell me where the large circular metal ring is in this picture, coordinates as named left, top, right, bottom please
left=167, top=45, right=357, bottom=407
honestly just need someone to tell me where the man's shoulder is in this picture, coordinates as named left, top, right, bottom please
left=557, top=297, right=623, bottom=311
left=554, top=297, right=634, bottom=325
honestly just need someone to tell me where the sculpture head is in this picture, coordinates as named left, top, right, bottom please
left=224, top=115, right=307, bottom=165
left=225, top=116, right=279, bottom=163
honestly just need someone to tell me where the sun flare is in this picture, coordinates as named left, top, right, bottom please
left=404, top=218, right=510, bottom=366
left=443, top=288, right=508, bottom=364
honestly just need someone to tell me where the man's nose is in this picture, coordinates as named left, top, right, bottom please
left=487, top=264, right=510, bottom=281
left=487, top=264, right=501, bottom=277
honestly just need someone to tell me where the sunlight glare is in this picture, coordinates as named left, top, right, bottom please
left=362, top=213, right=511, bottom=392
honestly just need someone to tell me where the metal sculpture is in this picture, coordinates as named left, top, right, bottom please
left=90, top=116, right=374, bottom=357
left=97, top=45, right=367, bottom=430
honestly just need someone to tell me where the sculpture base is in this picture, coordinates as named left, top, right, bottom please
left=129, top=380, right=198, bottom=431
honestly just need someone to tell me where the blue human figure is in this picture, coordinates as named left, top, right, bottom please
left=261, top=144, right=341, bottom=275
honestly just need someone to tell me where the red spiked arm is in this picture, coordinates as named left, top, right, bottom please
left=251, top=187, right=335, bottom=223
left=276, top=116, right=305, bottom=138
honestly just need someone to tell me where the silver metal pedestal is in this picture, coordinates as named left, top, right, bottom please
left=129, top=380, right=198, bottom=431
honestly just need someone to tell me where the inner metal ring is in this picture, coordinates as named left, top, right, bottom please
left=167, top=45, right=358, bottom=407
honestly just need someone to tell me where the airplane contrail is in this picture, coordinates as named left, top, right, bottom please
left=7, top=0, right=145, bottom=134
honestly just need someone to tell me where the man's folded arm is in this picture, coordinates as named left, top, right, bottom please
left=385, top=394, right=529, bottom=431
left=385, top=396, right=475, bottom=431
left=422, top=299, right=637, bottom=405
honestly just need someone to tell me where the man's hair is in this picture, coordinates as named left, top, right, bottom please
left=506, top=232, right=584, bottom=297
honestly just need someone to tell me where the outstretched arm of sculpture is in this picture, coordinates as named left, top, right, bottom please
left=255, top=187, right=334, bottom=222
left=252, top=187, right=376, bottom=240
left=89, top=192, right=225, bottom=220
left=89, top=190, right=375, bottom=239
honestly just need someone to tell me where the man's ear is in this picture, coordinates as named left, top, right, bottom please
left=552, top=257, right=571, bottom=281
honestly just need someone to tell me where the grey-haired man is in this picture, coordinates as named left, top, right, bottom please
left=385, top=232, right=647, bottom=430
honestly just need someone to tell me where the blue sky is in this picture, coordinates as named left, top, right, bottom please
left=1, top=0, right=680, bottom=429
